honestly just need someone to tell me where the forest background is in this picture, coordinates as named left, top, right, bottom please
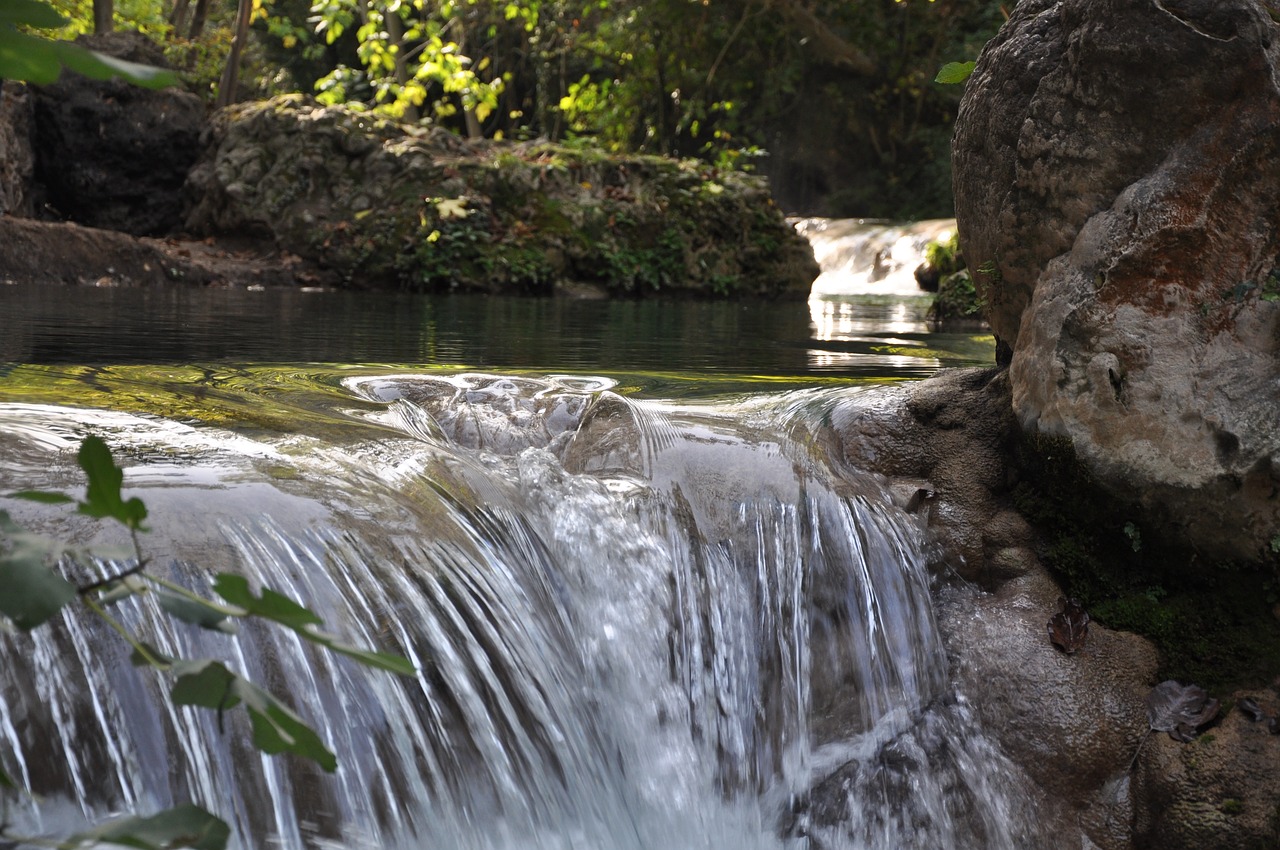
left=45, top=0, right=1006, bottom=219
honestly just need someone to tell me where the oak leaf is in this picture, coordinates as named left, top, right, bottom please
left=1047, top=596, right=1089, bottom=654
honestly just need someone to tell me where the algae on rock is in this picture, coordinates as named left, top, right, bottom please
left=185, top=96, right=818, bottom=299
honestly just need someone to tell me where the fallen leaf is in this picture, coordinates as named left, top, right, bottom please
left=1238, top=696, right=1267, bottom=723
left=1146, top=680, right=1219, bottom=742
left=1047, top=596, right=1089, bottom=654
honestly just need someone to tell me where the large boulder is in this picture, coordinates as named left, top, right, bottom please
left=953, top=0, right=1280, bottom=561
left=184, top=96, right=818, bottom=298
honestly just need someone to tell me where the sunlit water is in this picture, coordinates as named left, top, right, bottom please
left=0, top=226, right=1052, bottom=850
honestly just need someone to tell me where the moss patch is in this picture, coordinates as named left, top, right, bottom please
left=1012, top=431, right=1280, bottom=694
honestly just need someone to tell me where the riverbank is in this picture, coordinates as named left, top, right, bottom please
left=1, top=64, right=816, bottom=299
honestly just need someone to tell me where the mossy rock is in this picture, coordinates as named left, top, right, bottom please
left=927, top=269, right=985, bottom=324
left=185, top=96, right=818, bottom=299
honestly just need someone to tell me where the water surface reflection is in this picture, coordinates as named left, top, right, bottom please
left=1, top=284, right=992, bottom=380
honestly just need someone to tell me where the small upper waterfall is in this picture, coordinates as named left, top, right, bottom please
left=793, top=218, right=957, bottom=297
left=0, top=372, right=1047, bottom=849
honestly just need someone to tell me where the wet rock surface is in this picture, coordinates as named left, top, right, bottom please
left=953, top=0, right=1280, bottom=562
left=1133, top=688, right=1280, bottom=849
left=829, top=367, right=1279, bottom=850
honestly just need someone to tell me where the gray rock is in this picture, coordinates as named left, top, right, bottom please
left=829, top=367, right=1019, bottom=583
left=939, top=570, right=1159, bottom=850
left=953, top=0, right=1280, bottom=561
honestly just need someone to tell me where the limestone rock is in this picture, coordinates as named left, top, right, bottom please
left=829, top=367, right=1020, bottom=582
left=939, top=571, right=1159, bottom=850
left=953, top=0, right=1280, bottom=561
left=1132, top=689, right=1280, bottom=850
left=184, top=96, right=818, bottom=298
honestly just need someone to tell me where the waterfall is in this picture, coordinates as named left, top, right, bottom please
left=0, top=374, right=1048, bottom=849
left=793, top=218, right=956, bottom=297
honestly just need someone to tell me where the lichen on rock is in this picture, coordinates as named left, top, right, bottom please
left=185, top=96, right=818, bottom=299
left=953, top=0, right=1280, bottom=564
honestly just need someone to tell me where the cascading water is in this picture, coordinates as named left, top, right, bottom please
left=793, top=218, right=957, bottom=296
left=0, top=371, right=1048, bottom=849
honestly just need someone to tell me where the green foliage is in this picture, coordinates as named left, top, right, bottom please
left=934, top=60, right=975, bottom=84
left=927, top=269, right=984, bottom=323
left=60, top=804, right=230, bottom=850
left=76, top=435, right=149, bottom=528
left=312, top=0, right=502, bottom=123
left=0, top=510, right=78, bottom=629
left=0, top=437, right=416, bottom=848
left=171, top=659, right=339, bottom=771
left=923, top=231, right=963, bottom=276
left=297, top=0, right=1006, bottom=216
left=0, top=0, right=179, bottom=87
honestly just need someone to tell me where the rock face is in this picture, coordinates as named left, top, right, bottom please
left=0, top=82, right=36, bottom=217
left=30, top=33, right=205, bottom=236
left=1133, top=688, right=1280, bottom=849
left=953, top=0, right=1280, bottom=562
left=829, top=369, right=1162, bottom=849
left=185, top=96, right=818, bottom=298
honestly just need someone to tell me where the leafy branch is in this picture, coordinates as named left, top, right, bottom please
left=0, top=436, right=415, bottom=849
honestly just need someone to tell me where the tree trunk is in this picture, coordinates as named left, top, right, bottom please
left=170, top=0, right=191, bottom=37
left=93, top=0, right=113, bottom=33
left=188, top=0, right=210, bottom=38
left=215, top=0, right=252, bottom=108
left=385, top=10, right=420, bottom=123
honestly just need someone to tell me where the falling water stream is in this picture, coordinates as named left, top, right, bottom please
left=0, top=221, right=1055, bottom=850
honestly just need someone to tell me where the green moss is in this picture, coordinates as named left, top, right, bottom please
left=923, top=231, right=963, bottom=276
left=1013, top=431, right=1280, bottom=694
left=1222, top=799, right=1244, bottom=816
left=928, top=269, right=984, bottom=323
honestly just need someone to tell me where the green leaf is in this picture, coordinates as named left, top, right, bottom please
left=212, top=574, right=415, bottom=675
left=129, top=640, right=177, bottom=667
left=156, top=588, right=239, bottom=634
left=0, top=26, right=65, bottom=85
left=61, top=804, right=230, bottom=850
left=0, top=21, right=179, bottom=89
left=0, top=761, right=15, bottom=790
left=8, top=490, right=75, bottom=505
left=76, top=436, right=148, bottom=530
left=55, top=41, right=180, bottom=89
left=0, top=512, right=77, bottom=630
left=0, top=0, right=69, bottom=28
left=171, top=660, right=338, bottom=772
left=935, top=61, right=976, bottom=85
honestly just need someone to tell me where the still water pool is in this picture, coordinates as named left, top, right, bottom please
left=1, top=285, right=992, bottom=385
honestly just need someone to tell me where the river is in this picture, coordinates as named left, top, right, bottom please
left=0, top=222, right=1061, bottom=850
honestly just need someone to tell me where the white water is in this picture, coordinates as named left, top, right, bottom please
left=0, top=374, right=1047, bottom=849
left=794, top=218, right=956, bottom=296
